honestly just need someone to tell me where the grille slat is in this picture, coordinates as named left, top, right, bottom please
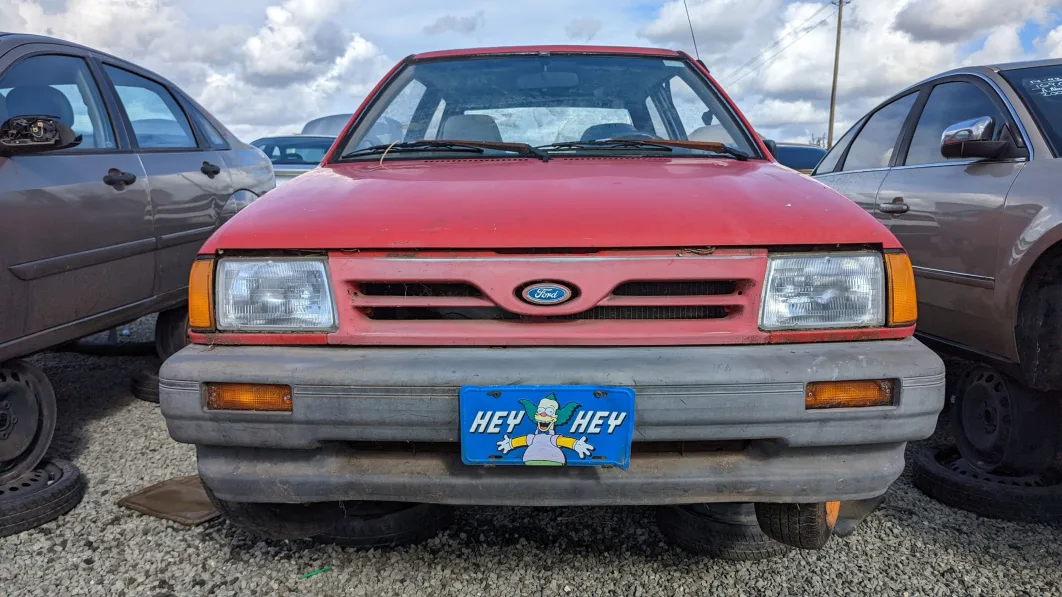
left=612, top=280, right=737, bottom=296
left=358, top=283, right=483, bottom=298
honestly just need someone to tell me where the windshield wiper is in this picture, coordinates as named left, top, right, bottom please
left=340, top=140, right=550, bottom=162
left=538, top=138, right=750, bottom=161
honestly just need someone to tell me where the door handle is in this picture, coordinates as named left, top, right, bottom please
left=200, top=161, right=221, bottom=178
left=876, top=197, right=909, bottom=215
left=102, top=169, right=137, bottom=188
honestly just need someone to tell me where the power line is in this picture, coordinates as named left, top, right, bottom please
left=719, top=2, right=833, bottom=84
left=722, top=10, right=835, bottom=88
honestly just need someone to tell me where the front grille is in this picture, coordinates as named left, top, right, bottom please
left=358, top=283, right=482, bottom=297
left=363, top=306, right=729, bottom=321
left=612, top=280, right=738, bottom=296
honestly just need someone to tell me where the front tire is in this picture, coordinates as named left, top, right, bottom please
left=204, top=485, right=346, bottom=541
left=754, top=502, right=838, bottom=550
left=656, top=503, right=790, bottom=561
left=155, top=307, right=190, bottom=362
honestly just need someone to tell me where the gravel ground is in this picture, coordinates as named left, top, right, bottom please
left=2, top=319, right=1061, bottom=597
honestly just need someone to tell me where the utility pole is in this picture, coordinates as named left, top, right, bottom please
left=827, top=0, right=848, bottom=148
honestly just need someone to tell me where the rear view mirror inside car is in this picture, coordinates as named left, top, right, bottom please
left=0, top=115, right=81, bottom=156
left=516, top=71, right=579, bottom=89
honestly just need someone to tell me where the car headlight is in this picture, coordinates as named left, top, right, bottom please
left=760, top=252, right=885, bottom=330
left=216, top=258, right=335, bottom=331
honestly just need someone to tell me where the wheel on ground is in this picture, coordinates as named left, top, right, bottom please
left=130, top=370, right=160, bottom=404
left=204, top=484, right=347, bottom=541
left=0, top=458, right=86, bottom=537
left=656, top=503, right=790, bottom=560
left=951, top=364, right=1060, bottom=475
left=0, top=360, right=57, bottom=485
left=911, top=444, right=1062, bottom=522
left=314, top=501, right=455, bottom=549
left=754, top=501, right=837, bottom=550
left=155, top=306, right=190, bottom=362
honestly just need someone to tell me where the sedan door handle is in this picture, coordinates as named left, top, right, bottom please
left=876, top=197, right=909, bottom=214
left=200, top=161, right=221, bottom=178
left=102, top=169, right=137, bottom=188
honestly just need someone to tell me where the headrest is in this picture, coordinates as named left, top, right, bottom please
left=440, top=114, right=503, bottom=143
left=4, top=85, right=75, bottom=126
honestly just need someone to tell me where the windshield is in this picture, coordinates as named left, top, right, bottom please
left=251, top=136, right=336, bottom=165
left=337, top=54, right=757, bottom=160
left=1001, top=65, right=1062, bottom=155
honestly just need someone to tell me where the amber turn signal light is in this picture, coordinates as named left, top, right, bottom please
left=188, top=258, right=215, bottom=331
left=805, top=380, right=894, bottom=409
left=885, top=253, right=917, bottom=326
left=206, top=383, right=292, bottom=412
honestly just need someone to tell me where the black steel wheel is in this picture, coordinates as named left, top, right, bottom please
left=0, top=361, right=57, bottom=485
left=155, top=306, right=190, bottom=362
left=912, top=444, right=1062, bottom=522
left=951, top=364, right=1060, bottom=475
left=0, top=458, right=85, bottom=537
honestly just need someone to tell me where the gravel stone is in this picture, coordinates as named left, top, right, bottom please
left=2, top=318, right=1061, bottom=596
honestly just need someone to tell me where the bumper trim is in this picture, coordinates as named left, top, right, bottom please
left=197, top=443, right=906, bottom=506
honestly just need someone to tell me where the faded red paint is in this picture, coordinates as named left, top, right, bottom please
left=412, top=45, right=681, bottom=61
left=196, top=46, right=913, bottom=348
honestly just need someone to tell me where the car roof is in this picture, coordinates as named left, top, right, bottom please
left=0, top=32, right=181, bottom=86
left=253, top=135, right=336, bottom=141
left=412, top=45, right=683, bottom=61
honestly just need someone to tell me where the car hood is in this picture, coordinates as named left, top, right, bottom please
left=202, top=157, right=900, bottom=252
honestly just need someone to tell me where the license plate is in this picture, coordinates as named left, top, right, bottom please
left=459, top=385, right=636, bottom=470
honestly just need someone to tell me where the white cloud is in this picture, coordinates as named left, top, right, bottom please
left=895, top=0, right=1061, bottom=43
left=423, top=11, right=486, bottom=36
left=565, top=17, right=602, bottom=42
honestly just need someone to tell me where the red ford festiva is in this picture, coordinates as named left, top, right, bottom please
left=159, top=46, right=945, bottom=559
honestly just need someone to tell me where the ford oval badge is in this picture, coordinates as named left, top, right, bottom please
left=521, top=282, right=573, bottom=306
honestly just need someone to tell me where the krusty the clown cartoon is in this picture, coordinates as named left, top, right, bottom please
left=496, top=393, right=594, bottom=465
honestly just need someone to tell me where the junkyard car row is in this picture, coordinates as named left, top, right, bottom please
left=1, top=32, right=1059, bottom=565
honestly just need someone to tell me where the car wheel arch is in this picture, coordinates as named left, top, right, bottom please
left=220, top=189, right=259, bottom=222
left=1012, top=236, right=1062, bottom=391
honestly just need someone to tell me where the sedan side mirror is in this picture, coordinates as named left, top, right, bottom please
left=0, top=115, right=82, bottom=157
left=940, top=116, right=1008, bottom=160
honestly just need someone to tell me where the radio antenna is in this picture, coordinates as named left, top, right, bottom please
left=683, top=0, right=701, bottom=60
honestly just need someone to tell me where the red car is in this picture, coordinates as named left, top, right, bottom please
left=158, top=46, right=945, bottom=559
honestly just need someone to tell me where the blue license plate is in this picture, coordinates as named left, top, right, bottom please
left=459, top=385, right=636, bottom=470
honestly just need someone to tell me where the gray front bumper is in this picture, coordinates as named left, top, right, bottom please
left=161, top=339, right=945, bottom=505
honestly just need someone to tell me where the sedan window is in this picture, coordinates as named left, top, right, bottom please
left=1001, top=65, right=1062, bottom=156
left=905, top=82, right=1006, bottom=166
left=0, top=54, right=116, bottom=150
left=104, top=65, right=198, bottom=149
left=842, top=92, right=917, bottom=171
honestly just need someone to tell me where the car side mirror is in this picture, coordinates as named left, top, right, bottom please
left=940, top=116, right=1008, bottom=160
left=0, top=115, right=82, bottom=157
left=701, top=110, right=715, bottom=126
left=762, top=138, right=778, bottom=157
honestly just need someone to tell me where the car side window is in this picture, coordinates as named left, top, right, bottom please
left=187, top=106, right=228, bottom=149
left=904, top=81, right=1008, bottom=166
left=814, top=123, right=859, bottom=174
left=0, top=54, right=116, bottom=150
left=103, top=65, right=198, bottom=149
left=842, top=92, right=918, bottom=171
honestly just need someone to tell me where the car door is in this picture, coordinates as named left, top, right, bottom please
left=99, top=63, right=230, bottom=298
left=0, top=48, right=153, bottom=357
left=877, top=77, right=1028, bottom=348
left=812, top=91, right=921, bottom=228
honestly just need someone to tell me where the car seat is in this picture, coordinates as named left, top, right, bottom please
left=4, top=86, right=75, bottom=126
left=580, top=122, right=641, bottom=141
left=687, top=124, right=734, bottom=143
left=440, top=114, right=503, bottom=142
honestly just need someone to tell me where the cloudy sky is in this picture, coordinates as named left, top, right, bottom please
left=3, top=0, right=1062, bottom=143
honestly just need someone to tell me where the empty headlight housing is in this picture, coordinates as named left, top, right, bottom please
left=760, top=252, right=885, bottom=330
left=216, top=258, right=335, bottom=331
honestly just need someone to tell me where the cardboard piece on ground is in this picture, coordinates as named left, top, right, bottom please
left=118, top=475, right=220, bottom=526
